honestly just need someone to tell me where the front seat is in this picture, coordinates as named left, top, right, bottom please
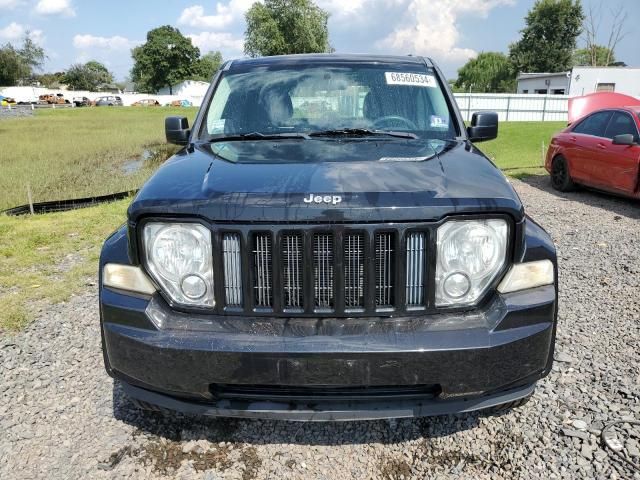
left=259, top=89, right=294, bottom=127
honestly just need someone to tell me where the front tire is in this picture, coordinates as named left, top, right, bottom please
left=550, top=155, right=575, bottom=192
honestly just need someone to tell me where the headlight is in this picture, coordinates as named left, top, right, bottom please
left=436, top=219, right=508, bottom=306
left=143, top=222, right=214, bottom=307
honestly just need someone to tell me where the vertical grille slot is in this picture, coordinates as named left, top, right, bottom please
left=222, top=233, right=242, bottom=307
left=313, top=233, right=334, bottom=309
left=252, top=233, right=273, bottom=308
left=405, top=232, right=425, bottom=307
left=282, top=233, right=303, bottom=309
left=375, top=232, right=395, bottom=307
left=344, top=233, right=364, bottom=309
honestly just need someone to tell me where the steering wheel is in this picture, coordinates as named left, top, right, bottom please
left=373, top=115, right=418, bottom=130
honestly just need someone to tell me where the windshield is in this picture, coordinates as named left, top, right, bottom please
left=199, top=62, right=458, bottom=142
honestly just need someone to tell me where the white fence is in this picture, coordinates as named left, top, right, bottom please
left=2, top=86, right=571, bottom=122
left=454, top=93, right=569, bottom=122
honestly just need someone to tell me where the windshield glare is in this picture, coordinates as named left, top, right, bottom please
left=201, top=64, right=457, bottom=141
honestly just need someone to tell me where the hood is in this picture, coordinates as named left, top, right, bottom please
left=128, top=139, right=523, bottom=223
left=568, top=92, right=640, bottom=124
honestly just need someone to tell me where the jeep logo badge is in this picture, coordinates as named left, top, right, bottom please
left=303, top=194, right=342, bottom=205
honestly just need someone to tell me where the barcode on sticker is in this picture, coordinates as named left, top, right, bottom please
left=385, top=72, right=437, bottom=88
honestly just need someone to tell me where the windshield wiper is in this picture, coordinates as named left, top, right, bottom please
left=208, top=132, right=310, bottom=143
left=308, top=128, right=418, bottom=140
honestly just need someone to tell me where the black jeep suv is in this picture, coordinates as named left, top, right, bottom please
left=100, top=54, right=557, bottom=421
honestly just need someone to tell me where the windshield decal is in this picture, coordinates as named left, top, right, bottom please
left=430, top=115, right=449, bottom=129
left=385, top=72, right=437, bottom=88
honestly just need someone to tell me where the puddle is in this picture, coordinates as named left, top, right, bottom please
left=122, top=159, right=144, bottom=175
left=122, top=149, right=155, bottom=175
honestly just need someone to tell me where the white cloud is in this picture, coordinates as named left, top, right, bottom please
left=0, top=22, right=44, bottom=44
left=178, top=1, right=254, bottom=30
left=317, top=0, right=366, bottom=17
left=188, top=31, right=244, bottom=57
left=376, top=0, right=513, bottom=61
left=73, top=34, right=137, bottom=51
left=0, top=0, right=24, bottom=8
left=35, top=0, right=76, bottom=17
left=0, top=22, right=25, bottom=40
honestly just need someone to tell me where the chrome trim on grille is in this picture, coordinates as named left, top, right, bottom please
left=344, top=233, right=364, bottom=309
left=375, top=232, right=395, bottom=307
left=253, top=233, right=273, bottom=308
left=313, top=233, right=334, bottom=309
left=282, top=233, right=303, bottom=309
left=222, top=233, right=242, bottom=307
left=406, top=232, right=425, bottom=307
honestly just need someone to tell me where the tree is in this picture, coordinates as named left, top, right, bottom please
left=509, top=0, right=584, bottom=73
left=581, top=1, right=627, bottom=67
left=455, top=52, right=516, bottom=93
left=64, top=61, right=114, bottom=90
left=34, top=71, right=66, bottom=88
left=18, top=35, right=45, bottom=72
left=192, top=51, right=223, bottom=81
left=0, top=34, right=45, bottom=86
left=131, top=25, right=200, bottom=93
left=244, top=0, right=330, bottom=57
left=573, top=46, right=615, bottom=67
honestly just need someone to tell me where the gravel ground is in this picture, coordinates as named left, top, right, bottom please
left=1, top=176, right=639, bottom=480
left=0, top=106, right=34, bottom=119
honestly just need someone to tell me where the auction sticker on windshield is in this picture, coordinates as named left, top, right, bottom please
left=385, top=72, right=437, bottom=88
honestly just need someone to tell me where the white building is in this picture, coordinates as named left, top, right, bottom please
left=568, top=67, right=640, bottom=98
left=517, top=67, right=640, bottom=98
left=516, top=72, right=571, bottom=95
left=157, top=80, right=210, bottom=97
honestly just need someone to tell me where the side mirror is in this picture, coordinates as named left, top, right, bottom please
left=165, top=116, right=190, bottom=145
left=612, top=133, right=636, bottom=146
left=467, top=112, right=499, bottom=142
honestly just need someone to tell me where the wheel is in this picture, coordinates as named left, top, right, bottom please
left=550, top=155, right=575, bottom=192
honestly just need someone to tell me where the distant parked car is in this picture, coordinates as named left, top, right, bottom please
left=38, top=93, right=69, bottom=105
left=169, top=99, right=193, bottom=107
left=73, top=96, right=91, bottom=107
left=0, top=95, right=16, bottom=106
left=132, top=98, right=160, bottom=107
left=95, top=96, right=123, bottom=107
left=546, top=106, right=640, bottom=199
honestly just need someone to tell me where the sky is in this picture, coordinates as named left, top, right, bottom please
left=0, top=0, right=638, bottom=81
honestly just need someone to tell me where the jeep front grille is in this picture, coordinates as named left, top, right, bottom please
left=405, top=232, right=426, bottom=307
left=218, top=225, right=430, bottom=316
left=375, top=232, right=395, bottom=308
left=252, top=233, right=273, bottom=308
left=344, top=233, right=364, bottom=309
left=313, top=234, right=334, bottom=309
left=282, top=233, right=303, bottom=309
left=222, top=233, right=242, bottom=307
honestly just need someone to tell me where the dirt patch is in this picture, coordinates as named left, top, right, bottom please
left=138, top=438, right=233, bottom=475
left=379, top=456, right=412, bottom=480
left=239, top=446, right=262, bottom=480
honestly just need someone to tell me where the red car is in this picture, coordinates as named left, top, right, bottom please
left=546, top=97, right=640, bottom=198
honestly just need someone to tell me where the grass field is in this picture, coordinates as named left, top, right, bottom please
left=480, top=121, right=565, bottom=177
left=0, top=112, right=564, bottom=331
left=0, top=107, right=198, bottom=211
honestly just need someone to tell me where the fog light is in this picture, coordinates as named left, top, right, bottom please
left=443, top=272, right=471, bottom=299
left=180, top=274, right=207, bottom=300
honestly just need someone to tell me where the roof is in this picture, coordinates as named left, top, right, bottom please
left=517, top=72, right=569, bottom=80
left=227, top=53, right=432, bottom=71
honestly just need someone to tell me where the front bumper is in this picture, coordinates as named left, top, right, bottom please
left=101, top=284, right=557, bottom=421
